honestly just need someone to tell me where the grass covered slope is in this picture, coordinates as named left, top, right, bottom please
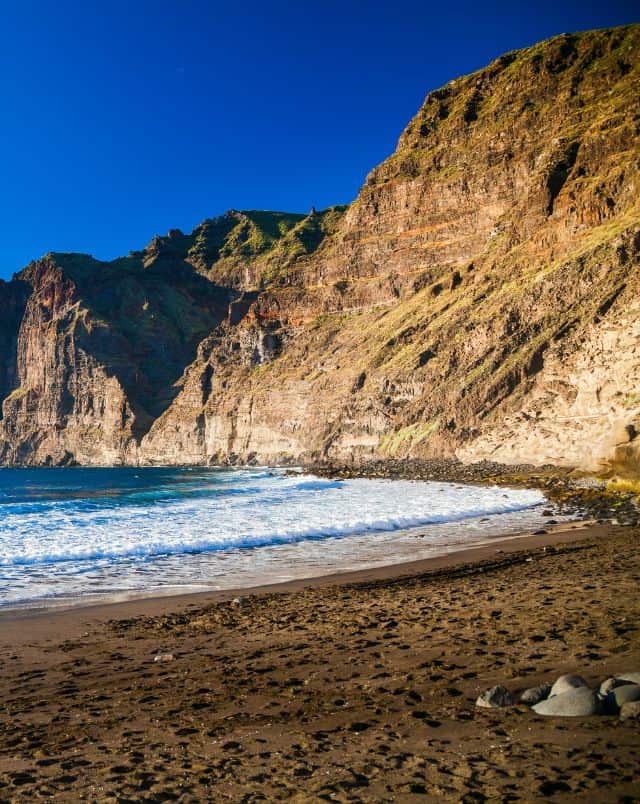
left=145, top=207, right=347, bottom=289
left=314, top=25, right=639, bottom=283
left=325, top=25, right=640, bottom=471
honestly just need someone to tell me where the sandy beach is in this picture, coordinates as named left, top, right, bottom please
left=0, top=520, right=637, bottom=801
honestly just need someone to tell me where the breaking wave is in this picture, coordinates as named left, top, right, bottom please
left=0, top=467, right=544, bottom=570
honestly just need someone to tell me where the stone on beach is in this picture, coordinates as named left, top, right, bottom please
left=532, top=687, right=600, bottom=717
left=603, top=684, right=640, bottom=714
left=153, top=653, right=175, bottom=663
left=520, top=684, right=552, bottom=706
left=599, top=677, right=624, bottom=696
left=615, top=671, right=640, bottom=686
left=619, top=701, right=640, bottom=721
left=475, top=685, right=516, bottom=708
left=549, top=674, right=588, bottom=697
left=599, top=672, right=640, bottom=697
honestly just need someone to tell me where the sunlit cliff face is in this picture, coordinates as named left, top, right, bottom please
left=0, top=26, right=638, bottom=474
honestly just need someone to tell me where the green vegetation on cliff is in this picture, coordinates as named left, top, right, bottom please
left=146, top=206, right=348, bottom=289
left=374, top=25, right=639, bottom=190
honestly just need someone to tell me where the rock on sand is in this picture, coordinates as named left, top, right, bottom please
left=599, top=677, right=625, bottom=696
left=619, top=701, right=640, bottom=721
left=616, top=671, right=640, bottom=686
left=476, top=685, right=516, bottom=708
left=603, top=684, right=640, bottom=714
left=153, top=653, right=175, bottom=663
left=520, top=684, right=552, bottom=706
left=549, top=674, right=588, bottom=697
left=533, top=687, right=600, bottom=717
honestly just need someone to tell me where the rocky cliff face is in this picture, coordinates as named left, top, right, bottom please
left=0, top=279, right=30, bottom=407
left=1, top=25, right=639, bottom=474
left=0, top=253, right=232, bottom=465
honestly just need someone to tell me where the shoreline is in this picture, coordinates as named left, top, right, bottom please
left=0, top=518, right=595, bottom=630
left=0, top=469, right=559, bottom=618
left=0, top=518, right=637, bottom=800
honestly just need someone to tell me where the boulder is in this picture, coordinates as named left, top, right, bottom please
left=616, top=671, right=640, bottom=686
left=599, top=677, right=624, bottom=696
left=476, top=685, right=516, bottom=709
left=603, top=684, right=640, bottom=714
left=533, top=687, right=600, bottom=717
left=599, top=672, right=640, bottom=697
left=520, top=684, right=552, bottom=706
left=619, top=701, right=640, bottom=721
left=549, top=674, right=588, bottom=697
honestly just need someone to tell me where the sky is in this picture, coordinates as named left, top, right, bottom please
left=0, top=0, right=637, bottom=279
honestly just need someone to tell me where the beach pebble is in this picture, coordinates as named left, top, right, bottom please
left=232, top=596, right=248, bottom=607
left=153, top=653, right=175, bottom=663
left=603, top=684, right=640, bottom=714
left=549, top=674, right=589, bottom=697
left=475, top=685, right=516, bottom=708
left=520, top=683, right=551, bottom=706
left=620, top=701, right=640, bottom=722
left=533, top=687, right=600, bottom=717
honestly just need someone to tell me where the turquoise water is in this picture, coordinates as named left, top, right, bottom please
left=0, top=467, right=548, bottom=609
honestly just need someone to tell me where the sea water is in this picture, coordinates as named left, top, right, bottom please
left=0, top=466, right=553, bottom=610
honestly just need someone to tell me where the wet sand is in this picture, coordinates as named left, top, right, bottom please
left=0, top=522, right=638, bottom=801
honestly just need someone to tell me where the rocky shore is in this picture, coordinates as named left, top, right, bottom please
left=311, top=457, right=640, bottom=527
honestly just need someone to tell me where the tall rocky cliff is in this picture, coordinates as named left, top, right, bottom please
left=1, top=25, right=639, bottom=474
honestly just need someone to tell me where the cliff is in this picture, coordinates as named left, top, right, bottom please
left=1, top=25, right=639, bottom=474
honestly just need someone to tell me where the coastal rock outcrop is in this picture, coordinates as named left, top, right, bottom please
left=0, top=254, right=230, bottom=465
left=0, top=25, right=638, bottom=471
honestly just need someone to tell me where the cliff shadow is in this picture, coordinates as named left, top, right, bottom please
left=0, top=279, right=31, bottom=419
left=59, top=254, right=238, bottom=442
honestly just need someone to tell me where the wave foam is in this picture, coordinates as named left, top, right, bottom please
left=0, top=470, right=544, bottom=570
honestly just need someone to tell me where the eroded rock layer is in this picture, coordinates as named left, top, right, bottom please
left=1, top=25, right=639, bottom=473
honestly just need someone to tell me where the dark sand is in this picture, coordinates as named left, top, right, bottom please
left=0, top=522, right=638, bottom=801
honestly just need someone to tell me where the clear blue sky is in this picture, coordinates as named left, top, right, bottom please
left=0, top=0, right=636, bottom=279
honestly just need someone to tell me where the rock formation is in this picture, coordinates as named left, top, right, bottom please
left=1, top=25, right=638, bottom=472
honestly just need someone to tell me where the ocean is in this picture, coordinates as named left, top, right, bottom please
left=0, top=466, right=551, bottom=610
